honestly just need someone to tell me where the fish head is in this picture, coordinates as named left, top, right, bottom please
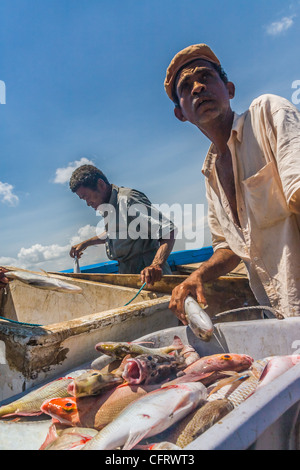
left=122, top=357, right=149, bottom=384
left=209, top=353, right=254, bottom=371
left=68, top=370, right=123, bottom=397
left=195, top=325, right=214, bottom=342
left=95, top=342, right=130, bottom=358
left=41, top=397, right=79, bottom=426
left=184, top=296, right=214, bottom=341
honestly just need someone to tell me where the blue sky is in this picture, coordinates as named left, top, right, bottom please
left=0, top=0, right=299, bottom=271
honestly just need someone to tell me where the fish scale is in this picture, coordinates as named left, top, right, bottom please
left=0, top=371, right=88, bottom=417
left=208, top=358, right=270, bottom=408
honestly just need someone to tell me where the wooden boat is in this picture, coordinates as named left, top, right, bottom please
left=0, top=263, right=257, bottom=402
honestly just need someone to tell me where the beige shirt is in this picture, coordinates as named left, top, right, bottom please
left=202, top=94, right=300, bottom=317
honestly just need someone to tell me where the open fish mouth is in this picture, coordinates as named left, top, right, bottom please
left=122, top=359, right=144, bottom=384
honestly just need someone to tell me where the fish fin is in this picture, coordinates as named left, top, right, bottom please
left=123, top=429, right=150, bottom=450
left=171, top=335, right=185, bottom=350
left=218, top=371, right=242, bottom=377
left=116, top=382, right=130, bottom=389
left=208, top=372, right=250, bottom=396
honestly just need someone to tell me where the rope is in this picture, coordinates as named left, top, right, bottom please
left=0, top=282, right=148, bottom=327
left=124, top=282, right=147, bottom=306
left=0, top=316, right=42, bottom=327
left=211, top=305, right=278, bottom=321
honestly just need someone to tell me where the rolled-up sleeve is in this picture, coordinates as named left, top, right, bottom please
left=206, top=183, right=230, bottom=252
left=269, top=101, right=300, bottom=212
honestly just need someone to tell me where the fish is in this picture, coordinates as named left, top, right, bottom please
left=121, top=353, right=186, bottom=385
left=5, top=270, right=82, bottom=293
left=208, top=358, right=270, bottom=407
left=175, top=398, right=234, bottom=448
left=255, top=355, right=300, bottom=392
left=184, top=296, right=214, bottom=341
left=40, top=424, right=98, bottom=450
left=0, top=374, right=84, bottom=418
left=81, top=382, right=208, bottom=450
left=95, top=335, right=184, bottom=360
left=165, top=353, right=254, bottom=386
left=41, top=383, right=161, bottom=430
left=134, top=442, right=182, bottom=450
left=67, top=370, right=124, bottom=398
left=177, top=344, right=201, bottom=366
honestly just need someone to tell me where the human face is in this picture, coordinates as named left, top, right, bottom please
left=76, top=182, right=107, bottom=211
left=175, top=60, right=234, bottom=128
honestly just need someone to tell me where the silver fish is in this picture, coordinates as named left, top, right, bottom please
left=81, top=382, right=207, bottom=450
left=5, top=270, right=82, bottom=293
left=41, top=426, right=98, bottom=450
left=184, top=296, right=214, bottom=341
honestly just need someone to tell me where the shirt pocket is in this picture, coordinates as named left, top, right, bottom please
left=242, top=161, right=290, bottom=229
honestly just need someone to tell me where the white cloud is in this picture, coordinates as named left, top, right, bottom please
left=69, top=224, right=98, bottom=246
left=266, top=15, right=295, bottom=35
left=17, top=243, right=70, bottom=264
left=53, top=157, right=95, bottom=184
left=0, top=181, right=19, bottom=206
left=0, top=224, right=106, bottom=272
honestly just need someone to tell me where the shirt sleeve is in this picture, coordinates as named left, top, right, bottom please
left=267, top=97, right=300, bottom=212
left=206, top=182, right=231, bottom=252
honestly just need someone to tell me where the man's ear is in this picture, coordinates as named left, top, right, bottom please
left=227, top=81, right=235, bottom=99
left=97, top=178, right=106, bottom=192
left=174, top=106, right=187, bottom=122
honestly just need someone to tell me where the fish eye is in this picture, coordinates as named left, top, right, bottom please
left=63, top=402, right=75, bottom=412
left=147, top=356, right=153, bottom=360
left=222, top=354, right=231, bottom=360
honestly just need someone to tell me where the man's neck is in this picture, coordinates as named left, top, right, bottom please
left=199, top=108, right=234, bottom=155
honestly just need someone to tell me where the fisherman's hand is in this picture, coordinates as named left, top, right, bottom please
left=140, top=264, right=163, bottom=286
left=69, top=242, right=87, bottom=259
left=0, top=268, right=9, bottom=290
left=169, top=274, right=207, bottom=325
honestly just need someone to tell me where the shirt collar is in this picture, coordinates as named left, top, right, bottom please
left=201, top=111, right=246, bottom=177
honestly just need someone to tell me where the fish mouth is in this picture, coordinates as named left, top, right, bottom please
left=122, top=359, right=143, bottom=384
left=198, top=328, right=214, bottom=342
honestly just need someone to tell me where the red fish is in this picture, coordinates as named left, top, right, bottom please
left=165, top=353, right=254, bottom=386
left=40, top=383, right=160, bottom=430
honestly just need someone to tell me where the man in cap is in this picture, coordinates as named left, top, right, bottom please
left=164, top=43, right=300, bottom=321
left=69, top=164, right=175, bottom=285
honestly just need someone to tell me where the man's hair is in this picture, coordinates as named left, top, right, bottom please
left=69, top=164, right=110, bottom=192
left=173, top=61, right=228, bottom=107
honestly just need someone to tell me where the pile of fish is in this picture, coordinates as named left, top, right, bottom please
left=0, top=336, right=300, bottom=451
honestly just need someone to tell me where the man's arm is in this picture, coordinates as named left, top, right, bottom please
left=69, top=231, right=107, bottom=259
left=140, top=230, right=175, bottom=286
left=169, top=247, right=241, bottom=324
left=0, top=268, right=9, bottom=290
